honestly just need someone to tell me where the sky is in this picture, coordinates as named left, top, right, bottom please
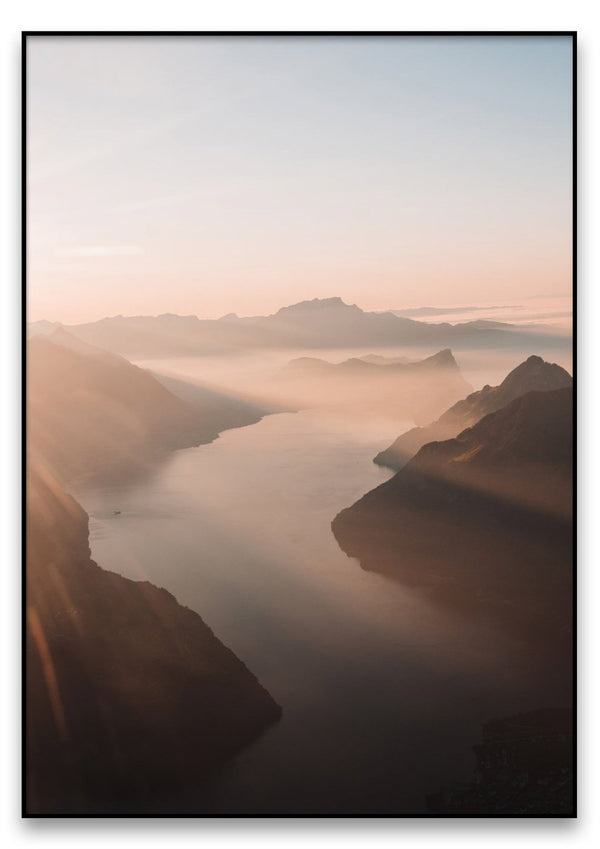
left=26, top=35, right=573, bottom=323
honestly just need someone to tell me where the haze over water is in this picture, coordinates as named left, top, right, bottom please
left=72, top=353, right=571, bottom=814
left=26, top=32, right=574, bottom=816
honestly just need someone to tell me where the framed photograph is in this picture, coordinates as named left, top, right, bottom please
left=24, top=32, right=575, bottom=817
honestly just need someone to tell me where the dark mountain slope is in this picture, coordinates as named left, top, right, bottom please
left=333, top=388, right=573, bottom=640
left=26, top=465, right=281, bottom=814
left=427, top=708, right=573, bottom=815
left=374, top=355, right=572, bottom=469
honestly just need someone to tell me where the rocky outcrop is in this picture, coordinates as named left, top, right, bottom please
left=427, top=709, right=573, bottom=815
left=374, top=355, right=572, bottom=470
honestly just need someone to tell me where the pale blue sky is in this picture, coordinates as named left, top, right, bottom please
left=27, top=35, right=573, bottom=322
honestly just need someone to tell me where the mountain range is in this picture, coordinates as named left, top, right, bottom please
left=26, top=308, right=573, bottom=813
left=29, top=297, right=569, bottom=358
left=374, top=355, right=572, bottom=469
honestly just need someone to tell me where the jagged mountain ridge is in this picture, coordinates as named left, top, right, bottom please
left=332, top=387, right=573, bottom=639
left=374, top=355, right=572, bottom=470
left=276, top=348, right=473, bottom=423
left=285, top=347, right=458, bottom=374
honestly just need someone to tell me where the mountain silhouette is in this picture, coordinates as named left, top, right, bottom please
left=374, top=355, right=572, bottom=469
left=26, top=465, right=281, bottom=814
left=42, top=297, right=570, bottom=357
left=26, top=333, right=282, bottom=812
left=333, top=387, right=573, bottom=641
left=276, top=348, right=472, bottom=423
left=28, top=332, right=266, bottom=484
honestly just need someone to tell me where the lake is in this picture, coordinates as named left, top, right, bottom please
left=72, top=355, right=570, bottom=814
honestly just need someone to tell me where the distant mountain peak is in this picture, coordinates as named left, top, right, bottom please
left=422, top=348, right=457, bottom=367
left=499, top=355, right=571, bottom=395
left=275, top=297, right=362, bottom=316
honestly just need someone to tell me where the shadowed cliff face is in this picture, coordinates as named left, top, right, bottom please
left=273, top=348, right=472, bottom=423
left=374, top=355, right=572, bottom=470
left=332, top=388, right=573, bottom=644
left=26, top=464, right=281, bottom=814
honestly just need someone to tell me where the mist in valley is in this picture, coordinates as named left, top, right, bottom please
left=25, top=33, right=574, bottom=817
left=26, top=301, right=573, bottom=813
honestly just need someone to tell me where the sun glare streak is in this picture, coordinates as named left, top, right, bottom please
left=27, top=606, right=69, bottom=741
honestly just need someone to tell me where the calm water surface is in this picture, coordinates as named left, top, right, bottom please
left=73, top=357, right=568, bottom=814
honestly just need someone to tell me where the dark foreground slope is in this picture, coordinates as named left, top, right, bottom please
left=427, top=708, right=573, bottom=815
left=26, top=464, right=281, bottom=814
left=333, top=388, right=573, bottom=642
left=375, top=355, right=572, bottom=470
